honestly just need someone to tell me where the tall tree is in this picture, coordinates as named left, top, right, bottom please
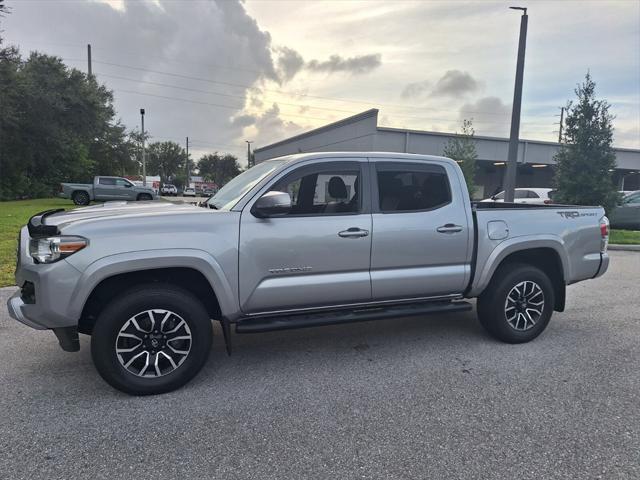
left=443, top=119, right=478, bottom=198
left=90, top=122, right=138, bottom=177
left=198, top=153, right=241, bottom=185
left=146, top=141, right=186, bottom=184
left=553, top=73, right=619, bottom=213
left=1, top=51, right=116, bottom=198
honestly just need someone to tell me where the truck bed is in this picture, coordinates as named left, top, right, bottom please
left=468, top=202, right=606, bottom=297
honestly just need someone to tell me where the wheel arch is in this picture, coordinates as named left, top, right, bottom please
left=473, top=238, right=567, bottom=312
left=71, top=250, right=238, bottom=334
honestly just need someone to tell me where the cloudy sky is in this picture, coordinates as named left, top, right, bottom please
left=2, top=0, right=639, bottom=165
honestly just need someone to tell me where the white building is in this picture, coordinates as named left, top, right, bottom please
left=254, top=109, right=640, bottom=199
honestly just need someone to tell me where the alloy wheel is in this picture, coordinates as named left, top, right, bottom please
left=115, top=309, right=192, bottom=378
left=504, top=280, right=545, bottom=331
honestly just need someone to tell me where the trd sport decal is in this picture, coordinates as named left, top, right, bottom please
left=557, top=211, right=598, bottom=219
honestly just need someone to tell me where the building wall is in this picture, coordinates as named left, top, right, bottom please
left=253, top=110, right=378, bottom=163
left=253, top=109, right=640, bottom=198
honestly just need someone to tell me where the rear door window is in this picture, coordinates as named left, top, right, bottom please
left=375, top=163, right=451, bottom=212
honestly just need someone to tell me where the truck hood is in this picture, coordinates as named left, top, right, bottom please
left=41, top=201, right=208, bottom=231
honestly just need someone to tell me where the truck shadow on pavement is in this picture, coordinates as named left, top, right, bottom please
left=7, top=305, right=506, bottom=398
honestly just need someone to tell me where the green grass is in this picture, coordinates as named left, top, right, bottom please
left=0, top=198, right=78, bottom=287
left=610, top=229, right=640, bottom=245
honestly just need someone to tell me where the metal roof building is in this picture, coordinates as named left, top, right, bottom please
left=254, top=109, right=640, bottom=199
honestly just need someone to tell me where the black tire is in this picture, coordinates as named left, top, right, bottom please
left=91, top=284, right=213, bottom=395
left=477, top=263, right=554, bottom=344
left=72, top=190, right=90, bottom=206
left=137, top=193, right=153, bottom=201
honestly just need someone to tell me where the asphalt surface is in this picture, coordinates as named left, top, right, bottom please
left=1, top=251, right=638, bottom=479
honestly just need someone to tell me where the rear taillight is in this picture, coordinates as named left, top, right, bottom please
left=600, top=216, right=609, bottom=253
left=543, top=199, right=552, bottom=204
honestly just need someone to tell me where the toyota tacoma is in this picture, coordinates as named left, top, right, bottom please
left=8, top=153, right=610, bottom=395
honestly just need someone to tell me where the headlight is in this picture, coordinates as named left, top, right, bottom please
left=29, top=236, right=88, bottom=264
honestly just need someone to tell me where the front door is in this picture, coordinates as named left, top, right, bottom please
left=369, top=160, right=471, bottom=300
left=239, top=160, right=372, bottom=314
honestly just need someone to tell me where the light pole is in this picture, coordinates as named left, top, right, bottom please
left=246, top=140, right=254, bottom=168
left=503, top=6, right=528, bottom=203
left=140, top=108, right=146, bottom=186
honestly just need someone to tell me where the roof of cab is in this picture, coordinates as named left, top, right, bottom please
left=264, top=151, right=457, bottom=166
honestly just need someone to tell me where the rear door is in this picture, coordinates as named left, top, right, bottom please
left=370, top=160, right=471, bottom=300
left=239, top=160, right=372, bottom=314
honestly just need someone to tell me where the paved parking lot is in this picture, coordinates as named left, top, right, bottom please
left=1, top=251, right=638, bottom=479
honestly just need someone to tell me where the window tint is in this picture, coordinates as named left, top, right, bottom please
left=514, top=190, right=530, bottom=199
left=494, top=191, right=505, bottom=200
left=377, top=166, right=451, bottom=212
left=271, top=168, right=360, bottom=215
left=115, top=178, right=131, bottom=187
left=99, top=177, right=116, bottom=186
left=527, top=190, right=540, bottom=198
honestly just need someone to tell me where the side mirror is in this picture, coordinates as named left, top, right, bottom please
left=490, top=195, right=497, bottom=200
left=252, top=191, right=291, bottom=218
left=124, top=183, right=132, bottom=188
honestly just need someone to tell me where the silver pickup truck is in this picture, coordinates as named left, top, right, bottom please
left=8, top=152, right=610, bottom=395
left=60, top=176, right=157, bottom=205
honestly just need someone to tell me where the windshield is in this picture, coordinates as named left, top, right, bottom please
left=206, top=159, right=287, bottom=210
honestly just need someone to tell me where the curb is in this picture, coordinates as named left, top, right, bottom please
left=608, top=244, right=640, bottom=252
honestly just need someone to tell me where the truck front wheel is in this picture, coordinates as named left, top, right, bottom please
left=477, top=263, right=554, bottom=344
left=72, top=191, right=90, bottom=206
left=91, top=284, right=213, bottom=395
left=137, top=193, right=153, bottom=201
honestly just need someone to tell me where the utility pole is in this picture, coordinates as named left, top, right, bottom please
left=87, top=44, right=92, bottom=77
left=140, top=108, right=146, bottom=186
left=245, top=140, right=254, bottom=168
left=557, top=106, right=565, bottom=143
left=185, top=136, right=190, bottom=187
left=503, top=6, right=528, bottom=203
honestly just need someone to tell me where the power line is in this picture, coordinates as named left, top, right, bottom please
left=113, top=88, right=332, bottom=122
left=101, top=71, right=544, bottom=127
left=85, top=58, right=550, bottom=120
left=21, top=44, right=556, bottom=122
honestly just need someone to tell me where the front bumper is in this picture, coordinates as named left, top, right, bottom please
left=7, top=291, right=47, bottom=330
left=10, top=226, right=82, bottom=330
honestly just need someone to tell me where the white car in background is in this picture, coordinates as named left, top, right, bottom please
left=482, top=188, right=555, bottom=205
left=182, top=187, right=196, bottom=197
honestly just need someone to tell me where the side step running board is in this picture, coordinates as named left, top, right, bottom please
left=235, top=301, right=473, bottom=334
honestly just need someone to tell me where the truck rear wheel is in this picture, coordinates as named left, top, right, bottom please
left=72, top=191, right=90, bottom=206
left=477, top=263, right=554, bottom=343
left=91, top=284, right=213, bottom=395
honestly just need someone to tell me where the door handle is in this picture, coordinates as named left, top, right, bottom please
left=338, top=227, right=369, bottom=238
left=437, top=224, right=463, bottom=234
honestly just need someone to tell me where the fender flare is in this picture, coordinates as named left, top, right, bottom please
left=67, top=248, right=237, bottom=320
left=470, top=235, right=569, bottom=297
